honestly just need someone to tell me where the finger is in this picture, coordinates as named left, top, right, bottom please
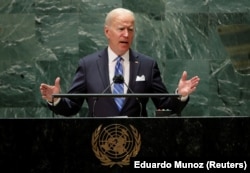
left=189, top=87, right=197, bottom=94
left=40, top=85, right=47, bottom=93
left=54, top=77, right=60, bottom=89
left=190, top=80, right=199, bottom=88
left=181, top=71, right=187, bottom=81
left=40, top=83, right=50, bottom=90
left=40, top=83, right=45, bottom=89
left=42, top=95, right=48, bottom=100
left=191, top=76, right=200, bottom=84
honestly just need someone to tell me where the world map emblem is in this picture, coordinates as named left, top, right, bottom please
left=91, top=124, right=141, bottom=167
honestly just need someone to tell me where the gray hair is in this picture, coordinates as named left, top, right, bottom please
left=105, top=8, right=135, bottom=26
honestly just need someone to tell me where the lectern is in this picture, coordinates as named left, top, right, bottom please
left=52, top=93, right=181, bottom=117
left=0, top=117, right=249, bottom=173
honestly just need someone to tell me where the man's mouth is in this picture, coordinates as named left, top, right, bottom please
left=120, top=41, right=128, bottom=44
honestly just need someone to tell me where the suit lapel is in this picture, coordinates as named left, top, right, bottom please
left=96, top=48, right=111, bottom=93
left=128, top=49, right=140, bottom=93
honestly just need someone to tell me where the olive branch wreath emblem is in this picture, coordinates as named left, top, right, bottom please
left=91, top=124, right=141, bottom=167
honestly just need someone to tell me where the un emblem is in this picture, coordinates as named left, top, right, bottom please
left=91, top=124, right=141, bottom=167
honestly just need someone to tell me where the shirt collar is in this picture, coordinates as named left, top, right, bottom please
left=108, top=46, right=129, bottom=63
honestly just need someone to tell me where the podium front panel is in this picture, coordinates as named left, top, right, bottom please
left=0, top=117, right=249, bottom=173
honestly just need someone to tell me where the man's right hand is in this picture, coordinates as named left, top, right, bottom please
left=40, top=77, right=61, bottom=102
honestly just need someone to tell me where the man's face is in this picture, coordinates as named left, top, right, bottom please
left=105, top=14, right=134, bottom=56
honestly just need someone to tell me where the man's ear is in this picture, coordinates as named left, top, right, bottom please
left=104, top=26, right=110, bottom=39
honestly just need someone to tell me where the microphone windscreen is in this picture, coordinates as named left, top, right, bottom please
left=113, top=75, right=124, bottom=83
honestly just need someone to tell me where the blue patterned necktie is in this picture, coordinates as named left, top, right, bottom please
left=113, top=56, right=125, bottom=111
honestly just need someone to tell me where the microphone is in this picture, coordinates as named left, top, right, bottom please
left=113, top=75, right=143, bottom=117
left=92, top=75, right=143, bottom=117
left=113, top=75, right=124, bottom=84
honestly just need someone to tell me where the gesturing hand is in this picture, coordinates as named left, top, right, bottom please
left=40, top=77, right=61, bottom=102
left=177, top=71, right=200, bottom=97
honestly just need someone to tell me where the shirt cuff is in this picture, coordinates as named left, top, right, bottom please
left=179, top=95, right=188, bottom=102
left=47, top=98, right=61, bottom=106
left=175, top=89, right=188, bottom=102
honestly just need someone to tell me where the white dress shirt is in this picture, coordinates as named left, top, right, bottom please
left=108, top=46, right=130, bottom=94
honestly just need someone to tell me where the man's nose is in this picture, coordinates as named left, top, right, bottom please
left=123, top=29, right=129, bottom=37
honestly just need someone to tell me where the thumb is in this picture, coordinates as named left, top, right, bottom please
left=55, top=77, right=61, bottom=88
left=181, top=71, right=187, bottom=81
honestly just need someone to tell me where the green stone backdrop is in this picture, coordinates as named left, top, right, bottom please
left=0, top=0, right=249, bottom=117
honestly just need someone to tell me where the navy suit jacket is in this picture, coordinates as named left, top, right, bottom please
left=49, top=48, right=188, bottom=117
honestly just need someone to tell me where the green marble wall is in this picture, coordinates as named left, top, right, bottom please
left=0, top=0, right=249, bottom=117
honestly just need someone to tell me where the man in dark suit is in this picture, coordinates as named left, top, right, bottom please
left=40, top=8, right=200, bottom=117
